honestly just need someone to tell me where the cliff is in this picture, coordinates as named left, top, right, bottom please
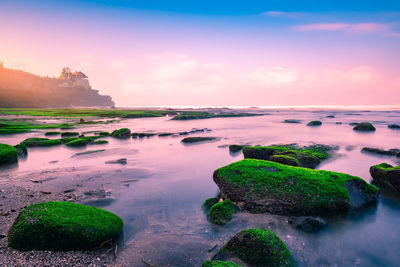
left=0, top=65, right=115, bottom=108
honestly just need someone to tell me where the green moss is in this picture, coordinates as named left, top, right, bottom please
left=0, top=143, right=18, bottom=165
left=65, top=139, right=88, bottom=147
left=7, top=201, right=123, bottom=251
left=44, top=131, right=61, bottom=136
left=14, top=143, right=27, bottom=157
left=208, top=199, right=235, bottom=225
left=99, top=131, right=110, bottom=136
left=111, top=128, right=131, bottom=138
left=201, top=260, right=243, bottom=267
left=91, top=140, right=108, bottom=145
left=307, top=120, right=322, bottom=126
left=214, top=159, right=378, bottom=214
left=39, top=139, right=62, bottom=147
left=217, top=228, right=292, bottom=266
left=171, top=111, right=263, bottom=120
left=60, top=137, right=78, bottom=143
left=202, top=197, right=219, bottom=211
left=269, top=155, right=299, bottom=167
left=20, top=138, right=50, bottom=147
left=181, top=137, right=217, bottom=143
left=373, top=163, right=398, bottom=170
left=0, top=119, right=75, bottom=135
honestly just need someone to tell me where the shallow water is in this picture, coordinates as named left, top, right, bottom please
left=1, top=109, right=400, bottom=266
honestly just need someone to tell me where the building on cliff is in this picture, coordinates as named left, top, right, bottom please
left=0, top=65, right=115, bottom=108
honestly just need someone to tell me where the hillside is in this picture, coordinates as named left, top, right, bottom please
left=0, top=65, right=114, bottom=108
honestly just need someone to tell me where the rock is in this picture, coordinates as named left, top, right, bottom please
left=7, top=201, right=123, bottom=250
left=213, top=159, right=379, bottom=215
left=288, top=216, right=327, bottom=232
left=282, top=119, right=301, bottom=123
left=61, top=132, right=79, bottom=137
left=336, top=122, right=342, bottom=124
left=270, top=155, right=299, bottom=167
left=111, top=128, right=131, bottom=138
left=181, top=137, right=217, bottom=143
left=326, top=115, right=335, bottom=118
left=105, top=158, right=127, bottom=164
left=20, top=137, right=50, bottom=147
left=208, top=199, right=235, bottom=225
left=212, top=228, right=292, bottom=266
left=14, top=143, right=27, bottom=157
left=388, top=124, right=400, bottom=129
left=44, top=131, right=61, bottom=136
left=158, top=132, right=174, bottom=137
left=202, top=197, right=219, bottom=211
left=307, top=121, right=322, bottom=126
left=132, top=132, right=156, bottom=138
left=38, top=139, right=63, bottom=147
left=98, top=131, right=110, bottom=136
left=65, top=138, right=88, bottom=147
left=243, top=144, right=332, bottom=168
left=60, top=137, right=78, bottom=143
left=370, top=163, right=400, bottom=194
left=361, top=147, right=398, bottom=156
left=72, top=149, right=105, bottom=157
left=349, top=122, right=359, bottom=126
left=201, top=261, right=243, bottom=267
left=0, top=143, right=18, bottom=165
left=353, top=122, right=376, bottom=131
left=228, top=145, right=245, bottom=153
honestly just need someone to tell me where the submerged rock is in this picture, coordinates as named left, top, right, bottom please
left=213, top=159, right=378, bottom=215
left=228, top=145, right=245, bottom=153
left=132, top=132, right=156, bottom=138
left=282, top=119, right=301, bottom=123
left=353, top=122, right=376, bottom=131
left=20, top=137, right=50, bottom=147
left=201, top=261, right=242, bottom=267
left=44, top=131, right=61, bottom=136
left=208, top=199, right=235, bottom=225
left=243, top=144, right=332, bottom=168
left=388, top=124, right=400, bottom=129
left=61, top=132, right=79, bottom=137
left=307, top=120, right=322, bottom=126
left=213, top=228, right=292, bottom=266
left=111, top=128, right=131, bottom=138
left=361, top=147, right=399, bottom=156
left=0, top=143, right=18, bottom=165
left=14, top=143, right=27, bottom=157
left=105, top=158, right=127, bottom=164
left=181, top=137, right=218, bottom=143
left=288, top=216, right=327, bottom=233
left=370, top=163, right=400, bottom=194
left=8, top=201, right=123, bottom=250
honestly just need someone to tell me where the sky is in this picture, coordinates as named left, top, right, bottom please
left=1, top=0, right=400, bottom=107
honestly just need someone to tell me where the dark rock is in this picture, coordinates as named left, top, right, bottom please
left=181, top=137, right=217, bottom=143
left=61, top=132, right=79, bottom=137
left=370, top=163, right=400, bottom=194
left=362, top=147, right=398, bottom=156
left=282, top=119, right=301, bottom=123
left=158, top=133, right=174, bottom=137
left=388, top=124, right=400, bottom=129
left=326, top=115, right=335, bottom=118
left=353, top=122, right=375, bottom=131
left=201, top=261, right=242, bottom=267
left=307, top=121, right=322, bottom=126
left=269, top=154, right=299, bottom=167
left=288, top=216, right=327, bottom=232
left=228, top=145, right=245, bottom=153
left=14, top=143, right=27, bottom=157
left=105, top=158, right=127, bottom=164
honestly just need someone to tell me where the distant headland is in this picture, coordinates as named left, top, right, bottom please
left=0, top=63, right=114, bottom=108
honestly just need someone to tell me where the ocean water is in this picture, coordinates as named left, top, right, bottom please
left=1, top=109, right=400, bottom=266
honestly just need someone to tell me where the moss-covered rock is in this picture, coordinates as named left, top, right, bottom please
left=98, top=131, right=110, bottom=136
left=208, top=199, right=235, bottom=225
left=288, top=216, right=327, bottom=233
left=213, top=229, right=292, bottom=266
left=181, top=137, right=217, bottom=143
left=353, top=122, right=376, bottom=131
left=202, top=197, right=219, bottom=211
left=307, top=120, right=322, bottom=126
left=269, top=155, right=299, bottom=167
left=111, top=128, right=131, bottom=138
left=361, top=147, right=398, bottom=156
left=61, top=132, right=79, bottom=137
left=0, top=143, right=18, bottom=165
left=44, top=131, right=61, bottom=136
left=91, top=140, right=109, bottom=145
left=65, top=138, right=88, bottom=147
left=39, top=139, right=62, bottom=147
left=229, top=145, right=245, bottom=153
left=213, top=159, right=378, bottom=215
left=60, top=137, right=78, bottom=143
left=370, top=163, right=400, bottom=194
left=201, top=260, right=243, bottom=267
left=8, top=201, right=123, bottom=251
left=132, top=132, right=157, bottom=138
left=14, top=143, right=27, bottom=157
left=158, top=132, right=174, bottom=137
left=20, top=138, right=50, bottom=147
left=243, top=144, right=332, bottom=168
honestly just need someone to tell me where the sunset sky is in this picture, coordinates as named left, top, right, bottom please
left=1, top=0, right=400, bottom=107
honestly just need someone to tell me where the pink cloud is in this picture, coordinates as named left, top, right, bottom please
left=293, top=23, right=400, bottom=37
